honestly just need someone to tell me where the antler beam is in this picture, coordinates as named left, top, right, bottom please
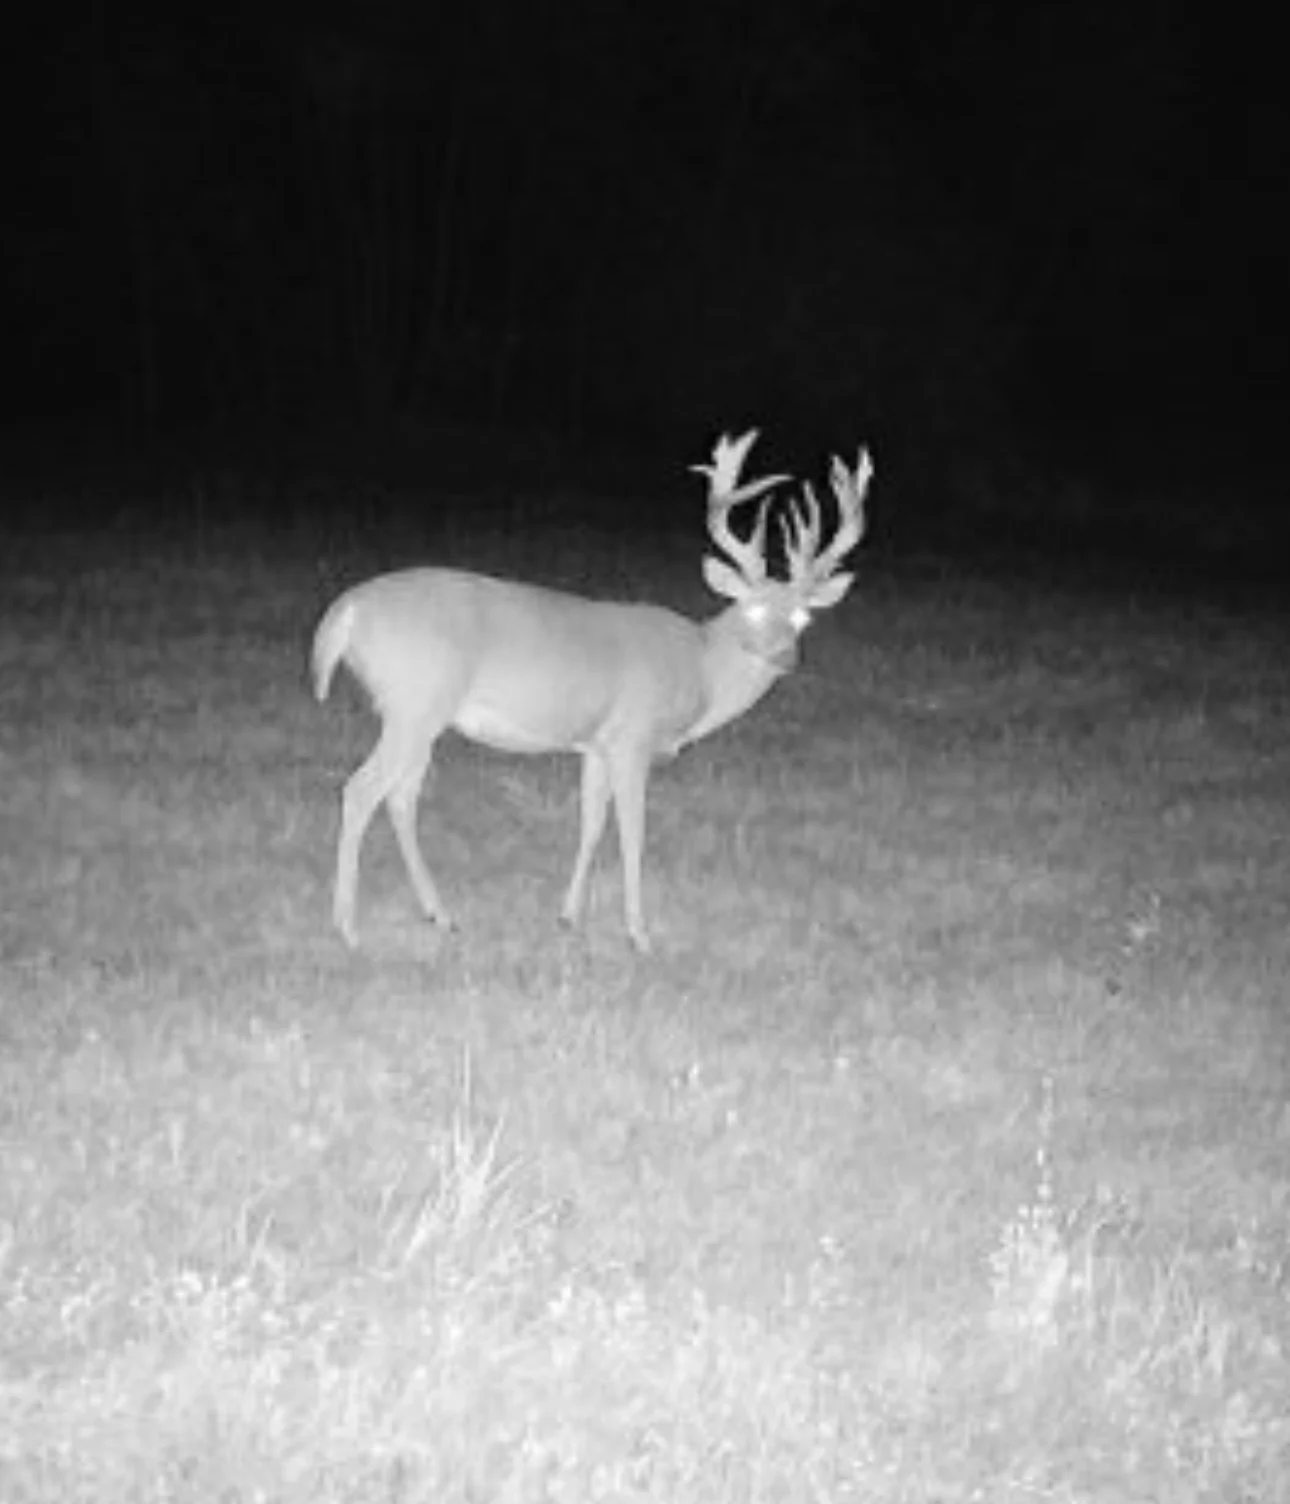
left=783, top=448, right=871, bottom=587
left=692, top=429, right=789, bottom=585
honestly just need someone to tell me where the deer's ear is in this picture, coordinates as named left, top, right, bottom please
left=807, top=571, right=854, bottom=610
left=703, top=556, right=752, bottom=601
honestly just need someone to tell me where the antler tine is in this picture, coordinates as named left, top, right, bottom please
left=796, top=447, right=871, bottom=583
left=780, top=481, right=823, bottom=584
left=692, top=429, right=789, bottom=583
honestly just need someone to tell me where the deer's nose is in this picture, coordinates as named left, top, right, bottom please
left=767, top=638, right=799, bottom=673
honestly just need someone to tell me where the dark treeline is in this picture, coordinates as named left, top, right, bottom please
left=10, top=0, right=1261, bottom=522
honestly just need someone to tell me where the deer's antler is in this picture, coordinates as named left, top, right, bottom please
left=782, top=447, right=871, bottom=586
left=692, top=429, right=789, bottom=585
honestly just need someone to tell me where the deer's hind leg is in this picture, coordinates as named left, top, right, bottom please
left=334, top=720, right=447, bottom=943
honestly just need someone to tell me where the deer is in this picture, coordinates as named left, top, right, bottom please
left=312, top=429, right=871, bottom=952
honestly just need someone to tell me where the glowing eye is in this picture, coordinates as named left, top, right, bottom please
left=745, top=601, right=769, bottom=627
left=790, top=606, right=811, bottom=632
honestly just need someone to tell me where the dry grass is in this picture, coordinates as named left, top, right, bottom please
left=1, top=514, right=1288, bottom=1502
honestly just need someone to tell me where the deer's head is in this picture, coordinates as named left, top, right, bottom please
left=693, top=429, right=871, bottom=672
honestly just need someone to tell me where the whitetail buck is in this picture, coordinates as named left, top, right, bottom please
left=313, top=429, right=871, bottom=951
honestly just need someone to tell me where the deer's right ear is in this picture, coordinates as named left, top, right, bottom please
left=703, top=556, right=752, bottom=602
left=806, top=571, right=854, bottom=610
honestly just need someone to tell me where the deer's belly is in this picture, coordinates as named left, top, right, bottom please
left=453, top=702, right=570, bottom=753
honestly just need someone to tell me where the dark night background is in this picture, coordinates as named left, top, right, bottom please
left=2, top=0, right=1284, bottom=566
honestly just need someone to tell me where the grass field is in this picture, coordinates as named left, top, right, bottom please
left=2, top=500, right=1288, bottom=1502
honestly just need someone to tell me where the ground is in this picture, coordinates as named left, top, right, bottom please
left=1, top=501, right=1287, bottom=1501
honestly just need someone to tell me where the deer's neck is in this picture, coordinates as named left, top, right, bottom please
left=678, top=617, right=786, bottom=748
